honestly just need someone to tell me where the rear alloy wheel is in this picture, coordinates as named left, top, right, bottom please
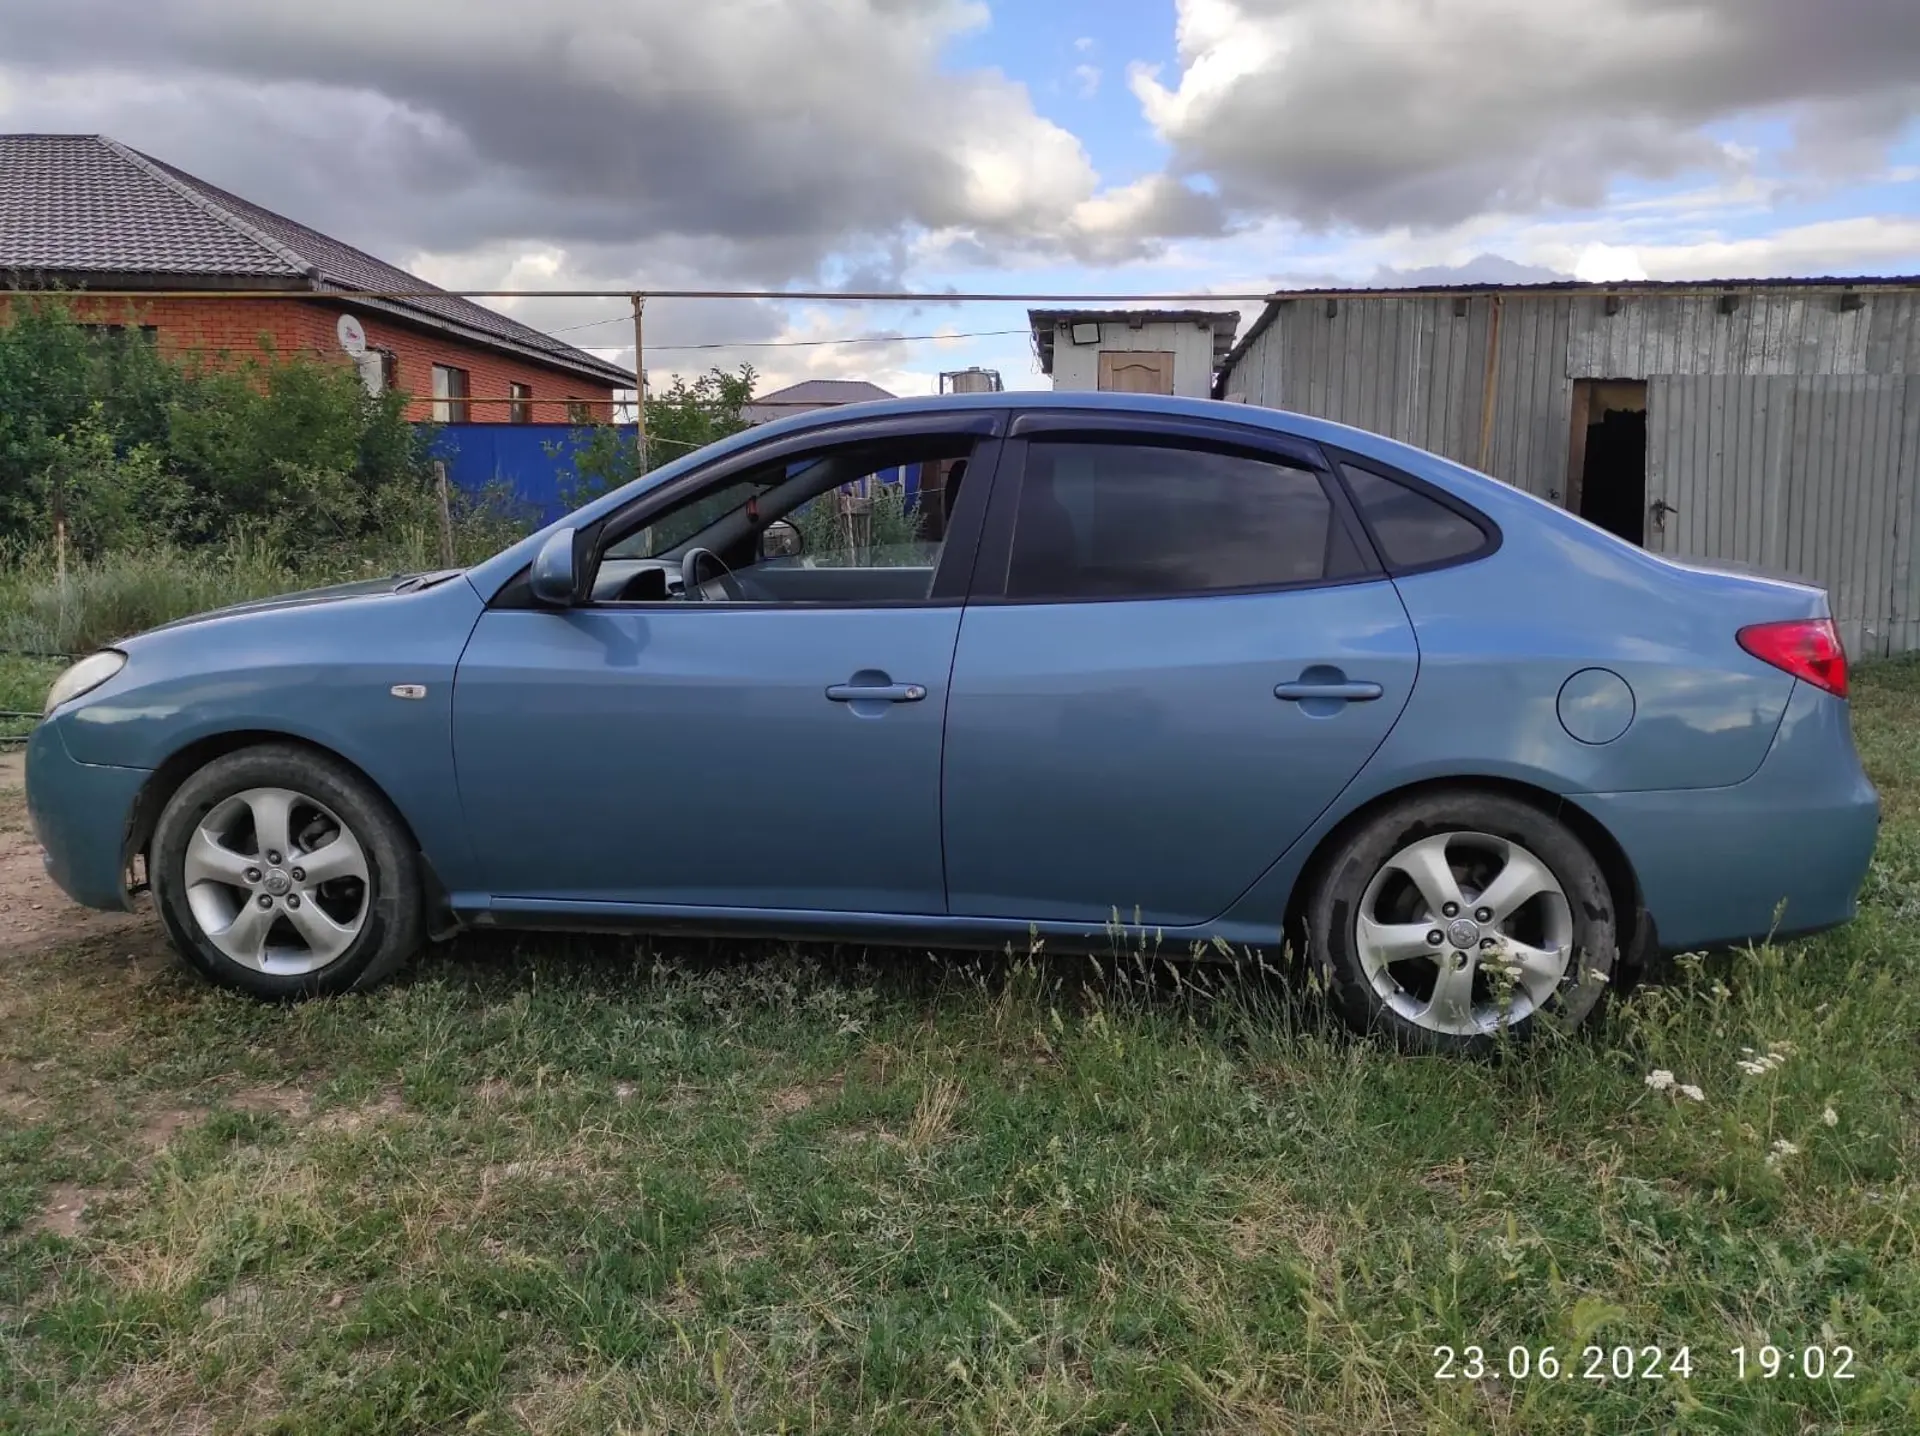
left=152, top=745, right=422, bottom=999
left=1307, top=792, right=1616, bottom=1053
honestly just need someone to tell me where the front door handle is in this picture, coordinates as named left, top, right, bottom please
left=827, top=682, right=926, bottom=704
left=1275, top=680, right=1383, bottom=703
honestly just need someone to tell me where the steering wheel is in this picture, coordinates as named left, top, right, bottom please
left=680, top=547, right=748, bottom=602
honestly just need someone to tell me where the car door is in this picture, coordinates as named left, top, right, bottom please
left=452, top=412, right=1003, bottom=916
left=941, top=411, right=1419, bottom=928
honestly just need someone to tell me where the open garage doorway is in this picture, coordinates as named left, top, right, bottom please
left=1567, top=380, right=1648, bottom=545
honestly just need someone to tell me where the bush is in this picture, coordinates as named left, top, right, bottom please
left=0, top=296, right=436, bottom=560
left=793, top=478, right=927, bottom=565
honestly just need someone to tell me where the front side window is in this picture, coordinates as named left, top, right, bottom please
left=1004, top=440, right=1365, bottom=600
left=431, top=364, right=470, bottom=423
left=592, top=436, right=976, bottom=605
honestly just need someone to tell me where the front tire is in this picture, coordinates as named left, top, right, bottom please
left=1306, top=790, right=1616, bottom=1054
left=151, top=744, right=423, bottom=999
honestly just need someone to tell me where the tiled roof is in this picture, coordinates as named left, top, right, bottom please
left=0, top=134, right=631, bottom=387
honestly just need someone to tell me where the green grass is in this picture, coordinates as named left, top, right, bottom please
left=0, top=653, right=63, bottom=742
left=3, top=671, right=1919, bottom=1432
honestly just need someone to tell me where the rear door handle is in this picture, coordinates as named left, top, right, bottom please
left=1275, top=680, right=1383, bottom=703
left=827, top=682, right=926, bottom=704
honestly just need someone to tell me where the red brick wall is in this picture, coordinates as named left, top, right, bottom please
left=11, top=294, right=621, bottom=424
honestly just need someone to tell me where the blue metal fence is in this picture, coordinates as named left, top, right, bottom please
left=428, top=423, right=624, bottom=526
left=427, top=423, right=929, bottom=528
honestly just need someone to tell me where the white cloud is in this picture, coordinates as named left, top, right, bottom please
left=1574, top=244, right=1650, bottom=282
left=1131, top=0, right=1920, bottom=229
left=1073, top=64, right=1101, bottom=99
left=0, top=0, right=1214, bottom=281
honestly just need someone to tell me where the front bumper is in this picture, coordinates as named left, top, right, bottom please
left=23, top=720, right=151, bottom=913
left=1571, top=682, right=1879, bottom=952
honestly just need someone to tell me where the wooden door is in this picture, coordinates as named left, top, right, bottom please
left=1098, top=351, right=1175, bottom=395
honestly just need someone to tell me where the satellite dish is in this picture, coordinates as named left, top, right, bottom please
left=336, top=313, right=367, bottom=356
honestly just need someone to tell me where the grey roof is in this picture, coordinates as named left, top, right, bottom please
left=0, top=134, right=631, bottom=387
left=742, top=378, right=897, bottom=424
left=1027, top=307, right=1241, bottom=378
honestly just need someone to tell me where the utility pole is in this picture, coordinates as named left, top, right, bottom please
left=630, top=292, right=649, bottom=474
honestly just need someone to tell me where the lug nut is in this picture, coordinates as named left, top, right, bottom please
left=290, top=867, right=305, bottom=882
left=245, top=867, right=262, bottom=883
left=1474, top=907, right=1492, bottom=923
left=1426, top=929, right=1444, bottom=946
left=256, top=894, right=273, bottom=909
left=287, top=895, right=302, bottom=909
left=266, top=850, right=283, bottom=866
left=1441, top=902, right=1460, bottom=918
left=1481, top=937, right=1497, bottom=950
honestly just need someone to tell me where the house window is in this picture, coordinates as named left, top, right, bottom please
left=509, top=382, right=533, bottom=424
left=431, top=364, right=471, bottom=423
left=567, top=398, right=592, bottom=423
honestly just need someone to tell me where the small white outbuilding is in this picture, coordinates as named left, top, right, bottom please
left=1028, top=308, right=1241, bottom=400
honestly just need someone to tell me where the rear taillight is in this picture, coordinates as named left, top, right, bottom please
left=1738, top=617, right=1848, bottom=698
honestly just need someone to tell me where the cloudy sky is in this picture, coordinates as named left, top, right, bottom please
left=3, top=0, right=1918, bottom=394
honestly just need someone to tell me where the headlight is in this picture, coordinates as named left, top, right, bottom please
left=43, top=650, right=127, bottom=716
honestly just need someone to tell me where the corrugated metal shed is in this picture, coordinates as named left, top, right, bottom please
left=1217, top=278, right=1920, bottom=655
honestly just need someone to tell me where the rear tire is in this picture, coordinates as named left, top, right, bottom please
left=1306, top=790, right=1616, bottom=1054
left=151, top=744, right=422, bottom=999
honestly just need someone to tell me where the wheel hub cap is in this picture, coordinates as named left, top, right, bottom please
left=1352, top=830, right=1575, bottom=1037
left=181, top=786, right=370, bottom=977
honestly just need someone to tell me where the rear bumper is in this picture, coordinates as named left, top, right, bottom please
left=1571, top=682, right=1878, bottom=952
left=23, top=720, right=150, bottom=913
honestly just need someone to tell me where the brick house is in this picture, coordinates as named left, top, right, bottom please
left=0, top=134, right=632, bottom=421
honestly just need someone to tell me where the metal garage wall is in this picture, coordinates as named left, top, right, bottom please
left=1224, top=283, right=1920, bottom=653
left=1227, top=294, right=1572, bottom=501
left=1647, top=376, right=1915, bottom=656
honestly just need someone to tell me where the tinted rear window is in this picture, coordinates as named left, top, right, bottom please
left=1342, top=462, right=1489, bottom=570
left=1006, top=441, right=1368, bottom=599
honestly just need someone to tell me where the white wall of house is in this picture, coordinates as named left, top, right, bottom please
left=1049, top=320, right=1219, bottom=398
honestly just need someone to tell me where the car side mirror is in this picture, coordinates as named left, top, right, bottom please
left=760, top=519, right=804, bottom=560
left=529, top=527, right=580, bottom=606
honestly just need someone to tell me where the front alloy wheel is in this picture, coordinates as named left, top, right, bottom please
left=152, top=744, right=423, bottom=998
left=182, top=787, right=370, bottom=975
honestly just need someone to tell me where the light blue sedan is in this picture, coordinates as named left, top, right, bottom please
left=26, top=393, right=1878, bottom=1052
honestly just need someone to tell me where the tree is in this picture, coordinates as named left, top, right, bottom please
left=563, top=365, right=757, bottom=504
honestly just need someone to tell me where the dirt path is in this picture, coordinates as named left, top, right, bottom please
left=0, top=752, right=148, bottom=958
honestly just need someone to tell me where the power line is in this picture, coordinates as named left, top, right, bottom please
left=581, top=325, right=1031, bottom=351
left=543, top=313, right=1027, bottom=346
left=2, top=286, right=1273, bottom=303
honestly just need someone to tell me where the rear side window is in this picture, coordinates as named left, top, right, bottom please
left=1341, top=462, right=1490, bottom=570
left=1005, top=440, right=1368, bottom=600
